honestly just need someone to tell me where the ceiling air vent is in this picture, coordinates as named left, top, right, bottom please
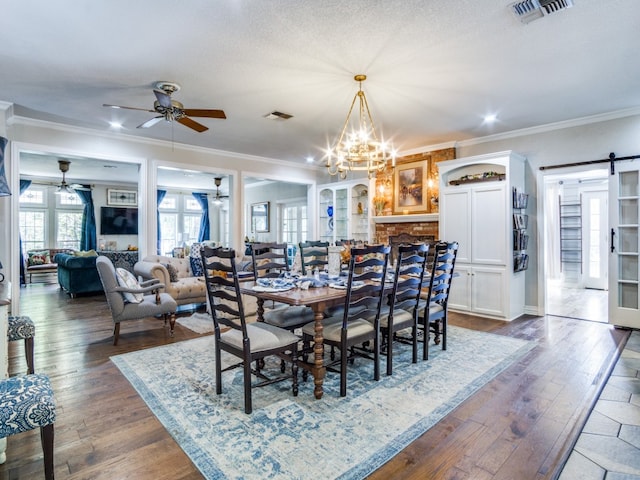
left=510, top=0, right=574, bottom=24
left=264, top=111, right=293, bottom=121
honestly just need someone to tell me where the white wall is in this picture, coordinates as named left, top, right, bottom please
left=3, top=117, right=322, bottom=309
left=5, top=111, right=640, bottom=314
left=453, top=112, right=640, bottom=313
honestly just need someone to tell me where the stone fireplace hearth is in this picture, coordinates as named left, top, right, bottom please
left=374, top=215, right=439, bottom=245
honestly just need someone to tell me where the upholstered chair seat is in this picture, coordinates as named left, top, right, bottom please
left=263, top=305, right=315, bottom=329
left=302, top=315, right=375, bottom=343
left=0, top=373, right=56, bottom=480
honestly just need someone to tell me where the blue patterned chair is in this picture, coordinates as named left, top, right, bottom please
left=8, top=315, right=35, bottom=374
left=0, top=373, right=56, bottom=480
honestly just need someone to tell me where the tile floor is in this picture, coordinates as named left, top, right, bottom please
left=559, top=330, right=640, bottom=479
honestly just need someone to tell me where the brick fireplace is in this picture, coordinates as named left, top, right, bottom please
left=372, top=147, right=454, bottom=244
left=374, top=219, right=439, bottom=244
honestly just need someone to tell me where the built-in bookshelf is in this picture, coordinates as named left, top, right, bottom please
left=513, top=187, right=529, bottom=272
left=559, top=195, right=582, bottom=273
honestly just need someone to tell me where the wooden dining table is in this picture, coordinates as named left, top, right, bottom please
left=239, top=281, right=347, bottom=400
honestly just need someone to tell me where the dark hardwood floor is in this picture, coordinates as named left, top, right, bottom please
left=0, top=281, right=629, bottom=479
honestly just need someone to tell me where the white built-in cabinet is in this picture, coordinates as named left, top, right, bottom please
left=318, top=180, right=370, bottom=244
left=439, top=151, right=526, bottom=320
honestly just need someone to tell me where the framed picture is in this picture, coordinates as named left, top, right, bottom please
left=393, top=160, right=428, bottom=214
left=251, top=201, right=270, bottom=232
left=107, top=189, right=138, bottom=206
left=172, top=247, right=185, bottom=258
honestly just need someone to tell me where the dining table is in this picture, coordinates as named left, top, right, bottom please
left=239, top=281, right=348, bottom=400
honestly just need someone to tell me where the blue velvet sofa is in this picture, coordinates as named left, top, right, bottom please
left=54, top=253, right=103, bottom=297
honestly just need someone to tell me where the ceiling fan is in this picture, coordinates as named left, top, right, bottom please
left=55, top=160, right=91, bottom=194
left=103, top=81, right=226, bottom=133
left=212, top=177, right=229, bottom=205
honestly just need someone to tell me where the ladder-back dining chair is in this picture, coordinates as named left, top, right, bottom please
left=301, top=244, right=390, bottom=397
left=377, top=243, right=429, bottom=375
left=418, top=241, right=459, bottom=360
left=298, top=241, right=329, bottom=275
left=201, top=245, right=299, bottom=414
left=249, top=242, right=289, bottom=279
left=250, top=242, right=315, bottom=335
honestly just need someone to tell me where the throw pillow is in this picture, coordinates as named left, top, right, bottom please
left=28, top=250, right=51, bottom=266
left=163, top=263, right=179, bottom=283
left=189, top=243, right=205, bottom=277
left=115, top=267, right=144, bottom=303
left=190, top=257, right=204, bottom=277
left=73, top=249, right=98, bottom=257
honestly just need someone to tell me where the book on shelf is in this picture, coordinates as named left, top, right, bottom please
left=512, top=188, right=529, bottom=209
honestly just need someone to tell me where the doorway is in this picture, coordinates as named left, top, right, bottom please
left=543, top=168, right=609, bottom=322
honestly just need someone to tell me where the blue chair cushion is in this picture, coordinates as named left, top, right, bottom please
left=0, top=373, right=56, bottom=438
left=7, top=315, right=35, bottom=341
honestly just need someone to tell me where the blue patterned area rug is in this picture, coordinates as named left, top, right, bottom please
left=111, top=326, right=534, bottom=479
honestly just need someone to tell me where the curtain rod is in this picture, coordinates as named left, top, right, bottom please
left=539, top=152, right=640, bottom=174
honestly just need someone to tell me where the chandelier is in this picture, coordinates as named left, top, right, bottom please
left=326, top=74, right=396, bottom=179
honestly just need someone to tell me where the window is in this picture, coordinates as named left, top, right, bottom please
left=56, top=211, right=83, bottom=250
left=159, top=193, right=202, bottom=255
left=19, top=185, right=84, bottom=253
left=159, top=213, right=178, bottom=255
left=19, top=210, right=46, bottom=252
left=281, top=202, right=308, bottom=245
left=20, top=188, right=46, bottom=205
left=58, top=192, right=82, bottom=206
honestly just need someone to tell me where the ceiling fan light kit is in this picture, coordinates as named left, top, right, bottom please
left=212, top=177, right=229, bottom=206
left=326, top=74, right=396, bottom=179
left=54, top=159, right=91, bottom=194
left=103, top=81, right=226, bottom=133
left=55, top=160, right=74, bottom=195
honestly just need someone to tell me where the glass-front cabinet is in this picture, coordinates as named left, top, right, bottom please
left=318, top=180, right=370, bottom=244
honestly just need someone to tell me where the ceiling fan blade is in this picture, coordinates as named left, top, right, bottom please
left=137, top=116, right=164, bottom=129
left=177, top=116, right=209, bottom=132
left=183, top=109, right=227, bottom=119
left=103, top=104, right=155, bottom=113
left=70, top=183, right=91, bottom=191
left=153, top=89, right=173, bottom=108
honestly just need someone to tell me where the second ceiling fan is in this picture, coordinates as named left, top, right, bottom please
left=104, top=81, right=226, bottom=133
left=212, top=177, right=229, bottom=205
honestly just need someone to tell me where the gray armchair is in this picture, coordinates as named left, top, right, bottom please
left=96, top=256, right=178, bottom=345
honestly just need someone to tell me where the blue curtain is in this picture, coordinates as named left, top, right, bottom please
left=157, top=189, right=167, bottom=254
left=75, top=187, right=97, bottom=251
left=18, top=179, right=32, bottom=285
left=192, top=192, right=210, bottom=242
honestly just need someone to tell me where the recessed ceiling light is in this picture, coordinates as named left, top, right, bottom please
left=483, top=114, right=498, bottom=124
left=306, top=156, right=314, bottom=163
left=109, top=121, right=122, bottom=129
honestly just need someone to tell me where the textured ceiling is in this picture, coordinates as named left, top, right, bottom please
left=3, top=0, right=639, bottom=172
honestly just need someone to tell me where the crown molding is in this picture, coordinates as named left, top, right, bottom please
left=457, top=107, right=640, bottom=148
left=408, top=106, right=640, bottom=153
left=8, top=115, right=322, bottom=173
left=399, top=141, right=458, bottom=157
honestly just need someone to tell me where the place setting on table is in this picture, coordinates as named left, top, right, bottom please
left=250, top=270, right=353, bottom=292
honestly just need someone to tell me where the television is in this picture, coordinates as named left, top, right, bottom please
left=100, top=206, right=138, bottom=235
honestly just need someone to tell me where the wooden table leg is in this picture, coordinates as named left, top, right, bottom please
left=256, top=298, right=265, bottom=322
left=256, top=298, right=266, bottom=369
left=312, top=304, right=326, bottom=399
